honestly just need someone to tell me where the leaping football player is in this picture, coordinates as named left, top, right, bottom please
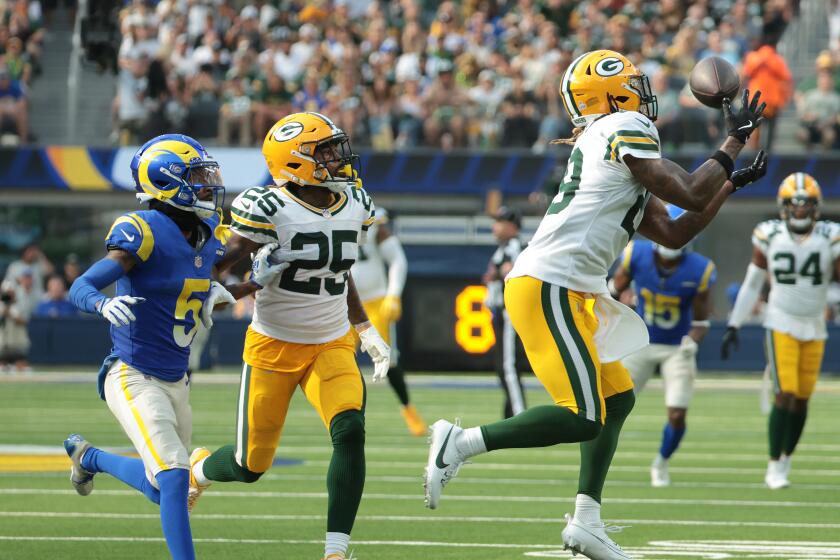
left=350, top=205, right=427, bottom=436
left=423, top=49, right=767, bottom=560
left=188, top=112, right=390, bottom=560
left=613, top=205, right=717, bottom=488
left=722, top=173, right=840, bottom=489
left=64, top=134, right=235, bottom=560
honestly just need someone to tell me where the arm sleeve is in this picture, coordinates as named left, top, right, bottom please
left=69, top=258, right=126, bottom=314
left=229, top=189, right=279, bottom=245
left=378, top=235, right=407, bottom=297
left=608, top=113, right=661, bottom=163
left=105, top=213, right=155, bottom=263
left=728, top=263, right=765, bottom=328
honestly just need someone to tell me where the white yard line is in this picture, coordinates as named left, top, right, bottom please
left=3, top=511, right=840, bottom=530
left=0, top=488, right=837, bottom=508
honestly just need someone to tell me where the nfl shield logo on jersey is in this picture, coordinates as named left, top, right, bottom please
left=194, top=256, right=203, bottom=268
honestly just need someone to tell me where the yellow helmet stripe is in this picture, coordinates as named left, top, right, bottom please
left=561, top=53, right=589, bottom=119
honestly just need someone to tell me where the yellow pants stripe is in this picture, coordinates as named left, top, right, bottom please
left=119, top=365, right=168, bottom=471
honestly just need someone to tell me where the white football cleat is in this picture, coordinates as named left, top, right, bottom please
left=779, top=455, right=792, bottom=478
left=423, top=419, right=465, bottom=509
left=562, top=514, right=632, bottom=559
left=765, top=459, right=790, bottom=490
left=650, top=455, right=670, bottom=488
left=63, top=433, right=95, bottom=496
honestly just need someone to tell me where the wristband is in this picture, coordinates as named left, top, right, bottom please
left=710, top=150, right=734, bottom=179
left=691, top=320, right=711, bottom=328
left=354, top=320, right=372, bottom=333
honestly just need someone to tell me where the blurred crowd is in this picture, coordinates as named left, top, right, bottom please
left=794, top=1, right=840, bottom=150
left=113, top=0, right=794, bottom=152
left=0, top=243, right=81, bottom=372
left=0, top=0, right=45, bottom=144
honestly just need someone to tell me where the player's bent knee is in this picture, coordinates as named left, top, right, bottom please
left=605, top=389, right=635, bottom=421
left=234, top=463, right=264, bottom=483
left=330, top=409, right=366, bottom=447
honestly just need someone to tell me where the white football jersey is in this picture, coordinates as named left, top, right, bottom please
left=509, top=111, right=659, bottom=293
left=230, top=185, right=375, bottom=344
left=752, top=219, right=840, bottom=340
left=351, top=207, right=388, bottom=302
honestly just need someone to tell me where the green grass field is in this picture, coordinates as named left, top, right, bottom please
left=1, top=371, right=840, bottom=559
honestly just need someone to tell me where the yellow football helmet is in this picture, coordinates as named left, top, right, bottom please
left=262, top=112, right=359, bottom=193
left=777, top=172, right=822, bottom=233
left=560, top=50, right=658, bottom=127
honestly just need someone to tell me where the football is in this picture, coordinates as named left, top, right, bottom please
left=689, top=56, right=741, bottom=109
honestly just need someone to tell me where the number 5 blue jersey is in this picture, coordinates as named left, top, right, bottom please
left=621, top=240, right=716, bottom=345
left=103, top=209, right=228, bottom=381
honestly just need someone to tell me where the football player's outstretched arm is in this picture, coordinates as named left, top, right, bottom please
left=377, top=224, right=408, bottom=322
left=638, top=150, right=768, bottom=250
left=213, top=233, right=264, bottom=300
left=69, top=249, right=144, bottom=327
left=721, top=247, right=768, bottom=359
left=627, top=89, right=765, bottom=211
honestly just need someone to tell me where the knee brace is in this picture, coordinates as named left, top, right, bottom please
left=330, top=409, right=366, bottom=447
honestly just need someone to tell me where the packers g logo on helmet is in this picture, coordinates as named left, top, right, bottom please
left=263, top=112, right=360, bottom=194
left=594, top=57, right=625, bottom=77
left=560, top=49, right=658, bottom=127
left=777, top=172, right=822, bottom=233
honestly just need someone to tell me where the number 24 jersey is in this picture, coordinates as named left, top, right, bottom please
left=230, top=185, right=375, bottom=344
left=753, top=219, right=840, bottom=340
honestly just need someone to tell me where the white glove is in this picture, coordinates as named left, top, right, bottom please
left=251, top=242, right=290, bottom=288
left=200, top=281, right=236, bottom=329
left=357, top=323, right=391, bottom=382
left=98, top=296, right=145, bottom=327
left=679, top=335, right=699, bottom=359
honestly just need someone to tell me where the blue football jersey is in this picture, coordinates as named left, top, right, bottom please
left=101, top=209, right=227, bottom=384
left=622, top=240, right=716, bottom=345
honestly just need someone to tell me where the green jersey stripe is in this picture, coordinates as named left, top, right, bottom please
left=541, top=283, right=587, bottom=416
left=557, top=287, right=601, bottom=421
left=231, top=207, right=272, bottom=223
left=608, top=141, right=660, bottom=160
left=231, top=222, right=279, bottom=240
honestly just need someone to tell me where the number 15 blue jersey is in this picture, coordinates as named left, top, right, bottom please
left=102, top=209, right=228, bottom=382
left=621, top=240, right=716, bottom=345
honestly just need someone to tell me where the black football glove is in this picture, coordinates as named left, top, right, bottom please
left=723, top=89, right=766, bottom=143
left=720, top=326, right=739, bottom=360
left=730, top=150, right=768, bottom=192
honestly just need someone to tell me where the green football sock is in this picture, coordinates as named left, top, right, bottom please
left=768, top=405, right=789, bottom=460
left=387, top=363, right=410, bottom=406
left=201, top=445, right=263, bottom=483
left=480, top=405, right=601, bottom=452
left=327, top=410, right=366, bottom=534
left=783, top=409, right=807, bottom=456
left=578, top=390, right=635, bottom=503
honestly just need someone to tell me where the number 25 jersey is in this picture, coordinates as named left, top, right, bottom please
left=231, top=185, right=376, bottom=344
left=509, top=111, right=660, bottom=294
left=753, top=219, right=840, bottom=340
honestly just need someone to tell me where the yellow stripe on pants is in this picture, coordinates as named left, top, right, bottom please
left=119, top=364, right=168, bottom=471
